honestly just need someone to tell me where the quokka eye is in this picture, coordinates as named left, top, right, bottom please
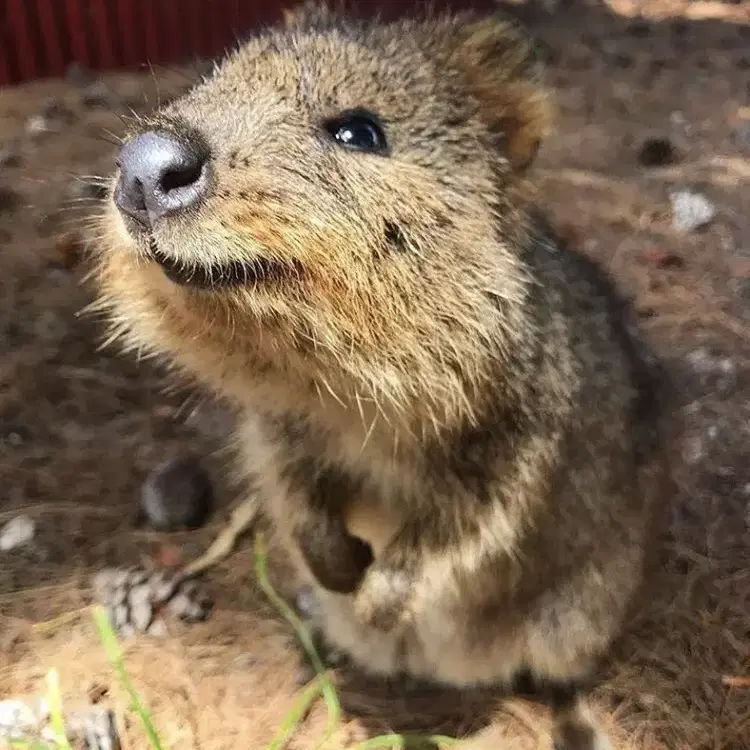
left=325, top=110, right=389, bottom=155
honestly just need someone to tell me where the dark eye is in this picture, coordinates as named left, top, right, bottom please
left=325, top=111, right=388, bottom=155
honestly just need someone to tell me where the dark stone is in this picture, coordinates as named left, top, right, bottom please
left=637, top=137, right=680, bottom=168
left=138, top=455, right=214, bottom=531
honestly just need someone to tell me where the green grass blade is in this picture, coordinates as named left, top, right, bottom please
left=92, top=606, right=165, bottom=750
left=45, top=669, right=71, bottom=750
left=265, top=677, right=324, bottom=750
left=254, top=533, right=342, bottom=750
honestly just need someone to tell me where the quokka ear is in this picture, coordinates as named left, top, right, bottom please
left=452, top=13, right=554, bottom=172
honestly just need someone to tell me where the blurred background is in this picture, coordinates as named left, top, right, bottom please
left=2, top=1, right=746, bottom=86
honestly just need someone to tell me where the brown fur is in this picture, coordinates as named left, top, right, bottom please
left=90, top=5, right=674, bottom=749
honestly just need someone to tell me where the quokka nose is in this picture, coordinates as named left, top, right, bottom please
left=114, top=130, right=211, bottom=230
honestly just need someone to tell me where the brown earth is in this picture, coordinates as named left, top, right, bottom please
left=0, top=2, right=748, bottom=749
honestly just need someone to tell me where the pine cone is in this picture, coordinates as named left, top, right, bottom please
left=0, top=698, right=120, bottom=750
left=91, top=567, right=213, bottom=637
left=64, top=705, right=120, bottom=750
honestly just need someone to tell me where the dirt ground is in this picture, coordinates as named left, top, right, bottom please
left=0, top=1, right=748, bottom=749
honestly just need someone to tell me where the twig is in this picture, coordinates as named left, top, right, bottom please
left=180, top=494, right=260, bottom=578
left=722, top=676, right=750, bottom=688
left=32, top=607, right=91, bottom=634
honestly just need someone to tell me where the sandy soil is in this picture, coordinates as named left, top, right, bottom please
left=0, top=2, right=748, bottom=749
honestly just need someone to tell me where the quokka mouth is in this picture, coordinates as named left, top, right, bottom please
left=148, top=239, right=301, bottom=289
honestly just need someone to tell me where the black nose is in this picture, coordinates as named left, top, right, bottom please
left=114, top=131, right=211, bottom=229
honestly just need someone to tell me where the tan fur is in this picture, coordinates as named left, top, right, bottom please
left=90, top=5, right=674, bottom=749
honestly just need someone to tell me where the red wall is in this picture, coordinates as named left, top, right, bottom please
left=0, top=0, right=495, bottom=87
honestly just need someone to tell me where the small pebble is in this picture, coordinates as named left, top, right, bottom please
left=0, top=699, right=39, bottom=740
left=139, top=455, right=214, bottom=531
left=87, top=683, right=109, bottom=705
left=0, top=515, right=36, bottom=552
left=0, top=423, right=28, bottom=445
left=26, top=115, right=54, bottom=136
left=669, top=190, right=716, bottom=232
